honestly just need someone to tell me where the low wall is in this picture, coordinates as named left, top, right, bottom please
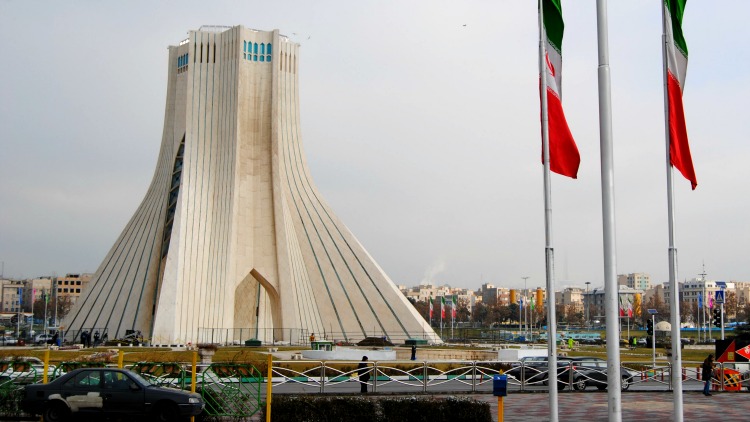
left=394, top=347, right=498, bottom=361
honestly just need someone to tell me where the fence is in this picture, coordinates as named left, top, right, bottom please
left=267, top=359, right=749, bottom=394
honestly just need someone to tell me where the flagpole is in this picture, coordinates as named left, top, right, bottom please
left=698, top=293, right=701, bottom=343
left=538, top=2, right=558, bottom=420
left=662, top=2, right=684, bottom=419
left=594, top=1, right=623, bottom=420
left=44, top=290, right=48, bottom=334
left=429, top=297, right=433, bottom=329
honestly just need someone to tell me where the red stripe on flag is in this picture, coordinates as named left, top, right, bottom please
left=667, top=72, right=697, bottom=190
left=543, top=88, right=580, bottom=179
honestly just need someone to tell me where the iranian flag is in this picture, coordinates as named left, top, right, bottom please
left=441, top=296, right=446, bottom=319
left=541, top=0, right=580, bottom=179
left=452, top=295, right=457, bottom=319
left=664, top=0, right=697, bottom=189
left=429, top=297, right=434, bottom=319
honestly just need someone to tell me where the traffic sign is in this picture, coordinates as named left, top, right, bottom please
left=715, top=290, right=725, bottom=304
left=737, top=345, right=750, bottom=360
left=716, top=281, right=727, bottom=289
left=647, top=309, right=658, bottom=315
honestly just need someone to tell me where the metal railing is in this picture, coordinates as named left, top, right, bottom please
left=267, top=359, right=748, bottom=394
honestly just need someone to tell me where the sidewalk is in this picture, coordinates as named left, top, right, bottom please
left=479, top=390, right=748, bottom=421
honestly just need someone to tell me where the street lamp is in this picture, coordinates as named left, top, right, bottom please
left=648, top=308, right=657, bottom=369
left=585, top=282, right=591, bottom=327
left=522, top=277, right=530, bottom=338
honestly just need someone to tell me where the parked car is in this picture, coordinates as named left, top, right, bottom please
left=637, top=338, right=647, bottom=346
left=35, top=333, right=55, bottom=344
left=0, top=357, right=57, bottom=384
left=568, top=357, right=635, bottom=391
left=0, top=336, right=18, bottom=346
left=505, top=356, right=574, bottom=389
left=21, top=368, right=204, bottom=422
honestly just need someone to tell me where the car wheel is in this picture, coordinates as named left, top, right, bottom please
left=573, top=377, right=587, bottom=391
left=621, top=376, right=631, bottom=391
left=153, top=401, right=180, bottom=422
left=43, top=402, right=70, bottom=422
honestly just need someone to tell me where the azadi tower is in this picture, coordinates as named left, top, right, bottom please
left=64, top=26, right=439, bottom=346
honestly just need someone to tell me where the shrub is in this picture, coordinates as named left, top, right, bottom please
left=264, top=396, right=379, bottom=422
left=380, top=396, right=491, bottom=422
left=0, top=387, right=24, bottom=417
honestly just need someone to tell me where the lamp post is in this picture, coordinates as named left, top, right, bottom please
left=522, top=277, right=530, bottom=338
left=648, top=309, right=657, bottom=369
left=585, top=282, right=591, bottom=327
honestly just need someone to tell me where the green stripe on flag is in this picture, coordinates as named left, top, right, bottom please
left=542, top=0, right=565, bottom=54
left=666, top=0, right=688, bottom=57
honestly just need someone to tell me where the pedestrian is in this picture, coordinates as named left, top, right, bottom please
left=701, top=353, right=714, bottom=396
left=81, top=330, right=89, bottom=348
left=410, top=344, right=417, bottom=361
left=357, top=356, right=370, bottom=393
left=93, top=330, right=100, bottom=347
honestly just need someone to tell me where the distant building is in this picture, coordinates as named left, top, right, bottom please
left=55, top=274, right=94, bottom=305
left=678, top=278, right=735, bottom=306
left=479, top=283, right=510, bottom=306
left=617, top=273, right=652, bottom=291
left=0, top=279, right=26, bottom=313
left=401, top=283, right=477, bottom=315
left=584, top=285, right=641, bottom=321
left=733, top=281, right=750, bottom=307
left=556, top=287, right=584, bottom=312
left=27, top=278, right=54, bottom=304
left=643, top=283, right=667, bottom=305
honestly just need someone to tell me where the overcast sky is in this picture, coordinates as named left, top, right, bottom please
left=1, top=1, right=748, bottom=292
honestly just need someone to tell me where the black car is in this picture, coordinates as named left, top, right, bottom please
left=505, top=356, right=574, bottom=389
left=21, top=368, right=204, bottom=422
left=568, top=357, right=634, bottom=391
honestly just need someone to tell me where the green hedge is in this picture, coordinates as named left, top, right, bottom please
left=262, top=395, right=491, bottom=422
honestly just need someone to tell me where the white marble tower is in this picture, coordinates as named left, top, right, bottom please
left=63, top=26, right=439, bottom=346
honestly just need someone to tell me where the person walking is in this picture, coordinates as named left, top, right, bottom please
left=701, top=353, right=715, bottom=396
left=357, top=356, right=370, bottom=393
left=410, top=344, right=417, bottom=361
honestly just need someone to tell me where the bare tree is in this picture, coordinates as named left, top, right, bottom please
left=725, top=291, right=738, bottom=321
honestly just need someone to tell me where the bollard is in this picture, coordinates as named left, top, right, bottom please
left=43, top=349, right=50, bottom=384
left=493, top=375, right=507, bottom=422
left=190, top=352, right=197, bottom=422
left=266, top=354, right=273, bottom=422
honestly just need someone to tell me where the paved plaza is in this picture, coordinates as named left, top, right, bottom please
left=479, top=390, right=749, bottom=421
